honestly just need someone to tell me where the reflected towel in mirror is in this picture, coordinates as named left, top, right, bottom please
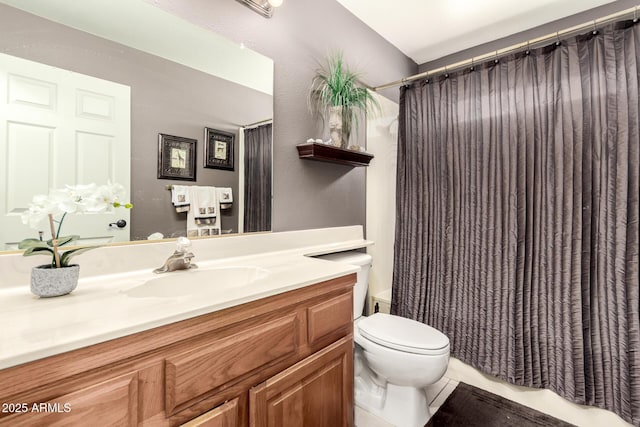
left=187, top=186, right=221, bottom=238
left=171, top=185, right=190, bottom=207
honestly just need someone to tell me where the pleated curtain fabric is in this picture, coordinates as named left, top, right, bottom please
left=243, top=123, right=272, bottom=232
left=392, top=22, right=640, bottom=425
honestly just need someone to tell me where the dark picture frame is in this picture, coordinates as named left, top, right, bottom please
left=157, top=134, right=197, bottom=181
left=204, top=127, right=234, bottom=171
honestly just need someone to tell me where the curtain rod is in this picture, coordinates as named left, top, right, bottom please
left=372, top=5, right=639, bottom=92
left=242, top=118, right=273, bottom=128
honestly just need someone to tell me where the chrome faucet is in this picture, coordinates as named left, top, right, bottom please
left=154, top=237, right=198, bottom=273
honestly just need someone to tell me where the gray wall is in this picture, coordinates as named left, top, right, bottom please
left=418, top=0, right=639, bottom=72
left=145, top=0, right=417, bottom=232
left=0, top=4, right=272, bottom=240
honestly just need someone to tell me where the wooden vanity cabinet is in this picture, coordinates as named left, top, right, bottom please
left=0, top=273, right=355, bottom=427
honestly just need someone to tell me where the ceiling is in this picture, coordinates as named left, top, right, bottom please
left=335, top=0, right=617, bottom=65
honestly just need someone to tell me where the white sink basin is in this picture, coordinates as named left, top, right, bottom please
left=123, top=266, right=270, bottom=298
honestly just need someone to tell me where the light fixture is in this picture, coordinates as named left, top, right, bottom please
left=236, top=0, right=283, bottom=18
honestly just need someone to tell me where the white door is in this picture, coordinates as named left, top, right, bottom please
left=0, top=53, right=131, bottom=250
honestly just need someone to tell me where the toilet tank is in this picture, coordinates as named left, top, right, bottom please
left=315, top=251, right=372, bottom=319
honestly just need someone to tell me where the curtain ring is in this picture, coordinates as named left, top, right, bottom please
left=494, top=50, right=499, bottom=64
left=592, top=20, right=598, bottom=35
left=444, top=65, right=449, bottom=79
left=525, top=41, right=530, bottom=56
left=470, top=58, right=475, bottom=72
left=634, top=7, right=638, bottom=24
left=555, top=32, right=561, bottom=47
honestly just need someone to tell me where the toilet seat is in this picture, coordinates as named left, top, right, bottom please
left=357, top=313, right=449, bottom=355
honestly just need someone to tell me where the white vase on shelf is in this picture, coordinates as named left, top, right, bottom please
left=328, top=106, right=343, bottom=147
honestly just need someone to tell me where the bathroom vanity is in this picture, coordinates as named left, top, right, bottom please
left=0, top=227, right=371, bottom=426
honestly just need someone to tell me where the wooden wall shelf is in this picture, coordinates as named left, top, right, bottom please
left=296, top=143, right=374, bottom=167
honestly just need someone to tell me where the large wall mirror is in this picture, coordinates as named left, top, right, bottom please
left=0, top=0, right=273, bottom=252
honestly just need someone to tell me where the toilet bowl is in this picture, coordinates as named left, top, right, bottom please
left=354, top=313, right=449, bottom=426
left=316, top=251, right=450, bottom=427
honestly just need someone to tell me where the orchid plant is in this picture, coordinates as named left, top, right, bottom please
left=19, top=182, right=133, bottom=268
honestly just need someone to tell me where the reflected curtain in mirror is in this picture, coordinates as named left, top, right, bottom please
left=243, top=123, right=272, bottom=232
left=392, top=22, right=640, bottom=425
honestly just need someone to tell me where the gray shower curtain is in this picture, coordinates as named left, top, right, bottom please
left=243, top=123, right=272, bottom=233
left=392, top=22, right=640, bottom=424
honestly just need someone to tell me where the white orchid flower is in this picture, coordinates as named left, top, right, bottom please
left=21, top=192, right=63, bottom=228
left=20, top=182, right=132, bottom=269
left=96, top=181, right=125, bottom=204
left=21, top=203, right=52, bottom=228
left=21, top=182, right=131, bottom=229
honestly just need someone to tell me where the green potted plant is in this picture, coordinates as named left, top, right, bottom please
left=308, top=51, right=380, bottom=149
left=19, top=182, right=132, bottom=297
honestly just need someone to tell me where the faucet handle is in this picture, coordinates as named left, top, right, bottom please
left=176, top=237, right=192, bottom=252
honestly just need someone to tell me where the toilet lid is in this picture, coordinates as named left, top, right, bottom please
left=357, top=313, right=450, bottom=355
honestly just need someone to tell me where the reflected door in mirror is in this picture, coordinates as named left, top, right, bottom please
left=0, top=53, right=131, bottom=250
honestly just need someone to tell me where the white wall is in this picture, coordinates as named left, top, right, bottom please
left=365, top=92, right=399, bottom=312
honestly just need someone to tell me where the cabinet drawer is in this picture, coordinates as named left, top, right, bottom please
left=166, top=314, right=299, bottom=414
left=307, top=293, right=352, bottom=346
left=0, top=372, right=138, bottom=427
left=180, top=398, right=238, bottom=427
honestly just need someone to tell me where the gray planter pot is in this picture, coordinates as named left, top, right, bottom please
left=30, top=264, right=80, bottom=297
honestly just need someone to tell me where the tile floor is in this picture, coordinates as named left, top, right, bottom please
left=354, top=376, right=459, bottom=427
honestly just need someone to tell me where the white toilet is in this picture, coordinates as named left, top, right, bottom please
left=318, top=251, right=450, bottom=427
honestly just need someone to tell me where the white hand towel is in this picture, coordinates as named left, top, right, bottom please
left=193, top=186, right=217, bottom=219
left=171, top=185, right=190, bottom=206
left=187, top=186, right=222, bottom=238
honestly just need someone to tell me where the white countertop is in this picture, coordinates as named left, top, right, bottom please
left=0, top=228, right=371, bottom=370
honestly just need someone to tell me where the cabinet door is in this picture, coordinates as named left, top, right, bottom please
left=180, top=398, right=239, bottom=427
left=249, top=336, right=353, bottom=427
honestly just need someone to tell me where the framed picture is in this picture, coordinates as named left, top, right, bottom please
left=204, top=127, right=234, bottom=171
left=157, top=134, right=197, bottom=181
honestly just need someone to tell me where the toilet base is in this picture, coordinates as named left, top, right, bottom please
left=355, top=376, right=430, bottom=427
